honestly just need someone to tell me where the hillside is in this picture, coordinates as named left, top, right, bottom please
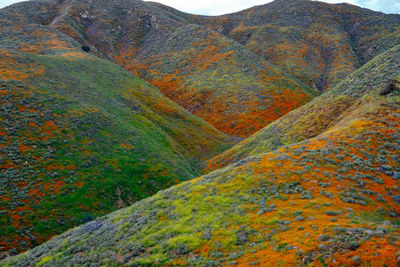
left=0, top=20, right=235, bottom=255
left=207, top=43, right=400, bottom=171
left=114, top=24, right=317, bottom=136
left=4, top=44, right=399, bottom=266
left=0, top=0, right=318, bottom=137
left=1, top=0, right=400, bottom=136
left=182, top=0, right=400, bottom=91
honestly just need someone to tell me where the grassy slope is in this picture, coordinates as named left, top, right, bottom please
left=5, top=0, right=318, bottom=137
left=0, top=21, right=234, bottom=254
left=3, top=43, right=399, bottom=267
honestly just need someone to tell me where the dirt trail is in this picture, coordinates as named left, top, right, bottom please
left=49, top=0, right=75, bottom=27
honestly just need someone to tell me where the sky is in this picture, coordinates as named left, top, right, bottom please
left=0, top=0, right=399, bottom=15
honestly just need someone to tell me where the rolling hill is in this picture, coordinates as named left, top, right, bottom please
left=0, top=20, right=235, bottom=255
left=3, top=41, right=399, bottom=267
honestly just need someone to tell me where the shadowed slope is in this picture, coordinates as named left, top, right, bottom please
left=3, top=43, right=399, bottom=267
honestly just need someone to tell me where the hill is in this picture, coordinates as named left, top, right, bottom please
left=0, top=0, right=318, bottom=136
left=207, top=41, right=400, bottom=170
left=2, top=0, right=400, bottom=136
left=3, top=44, right=399, bottom=266
left=0, top=20, right=234, bottom=255
left=183, top=0, right=400, bottom=91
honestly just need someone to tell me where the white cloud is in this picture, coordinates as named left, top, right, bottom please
left=0, top=0, right=399, bottom=15
left=146, top=0, right=400, bottom=15
left=0, top=0, right=25, bottom=8
left=314, top=0, right=357, bottom=3
left=146, top=0, right=272, bottom=15
left=355, top=0, right=400, bottom=14
left=151, top=0, right=400, bottom=15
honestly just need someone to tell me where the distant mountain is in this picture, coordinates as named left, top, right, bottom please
left=0, top=0, right=318, bottom=136
left=4, top=43, right=399, bottom=267
left=184, top=0, right=400, bottom=91
left=0, top=17, right=234, bottom=255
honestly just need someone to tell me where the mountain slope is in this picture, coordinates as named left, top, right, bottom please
left=0, top=21, right=235, bottom=255
left=117, top=24, right=317, bottom=136
left=207, top=43, right=400, bottom=171
left=183, top=0, right=400, bottom=91
left=0, top=0, right=318, bottom=137
left=4, top=44, right=399, bottom=267
left=2, top=0, right=399, bottom=136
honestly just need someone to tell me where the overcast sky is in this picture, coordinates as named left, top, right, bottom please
left=0, top=0, right=399, bottom=15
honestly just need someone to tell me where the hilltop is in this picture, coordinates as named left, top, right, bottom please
left=4, top=42, right=399, bottom=267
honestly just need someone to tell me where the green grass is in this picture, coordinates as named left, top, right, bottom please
left=0, top=50, right=234, bottom=253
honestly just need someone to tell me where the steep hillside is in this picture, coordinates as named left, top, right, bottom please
left=184, top=0, right=400, bottom=91
left=0, top=21, right=234, bottom=255
left=4, top=44, right=399, bottom=267
left=208, top=44, right=400, bottom=171
left=0, top=0, right=318, bottom=137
